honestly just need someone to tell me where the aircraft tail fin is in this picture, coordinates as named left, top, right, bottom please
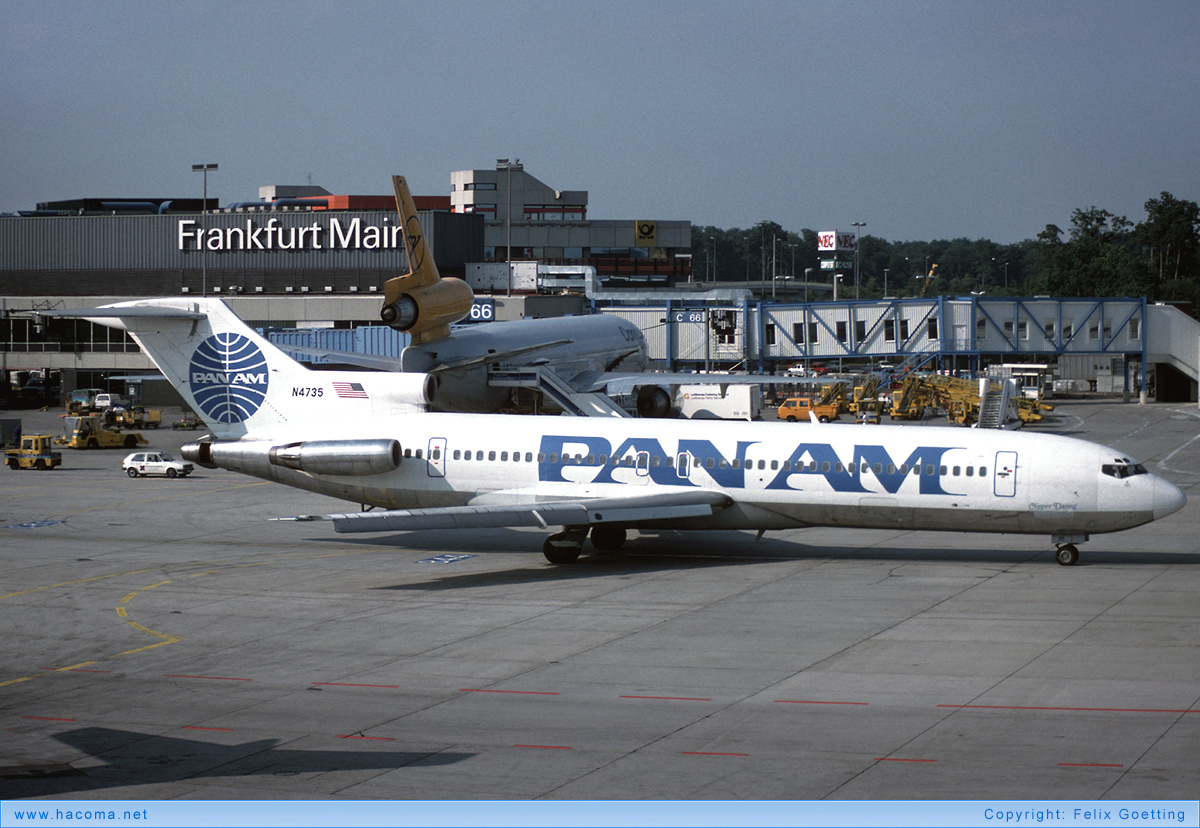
left=68, top=298, right=311, bottom=440
left=379, top=175, right=473, bottom=345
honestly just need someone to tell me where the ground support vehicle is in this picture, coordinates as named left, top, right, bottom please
left=857, top=402, right=882, bottom=424
left=122, top=451, right=193, bottom=478
left=677, top=384, right=762, bottom=421
left=777, top=397, right=840, bottom=423
left=65, top=388, right=104, bottom=415
left=115, top=407, right=162, bottom=429
left=173, top=413, right=205, bottom=430
left=58, top=415, right=147, bottom=449
left=5, top=435, right=63, bottom=470
left=888, top=374, right=1054, bottom=425
left=1, top=419, right=20, bottom=448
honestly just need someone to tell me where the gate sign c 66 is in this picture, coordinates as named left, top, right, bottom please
left=468, top=298, right=495, bottom=322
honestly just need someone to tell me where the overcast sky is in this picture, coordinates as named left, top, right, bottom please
left=3, top=0, right=1197, bottom=244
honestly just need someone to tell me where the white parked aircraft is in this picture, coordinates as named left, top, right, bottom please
left=282, top=176, right=776, bottom=419
left=58, top=299, right=1186, bottom=566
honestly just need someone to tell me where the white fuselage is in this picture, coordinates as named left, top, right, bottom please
left=222, top=413, right=1177, bottom=538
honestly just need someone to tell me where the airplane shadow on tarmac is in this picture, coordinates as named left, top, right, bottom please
left=0, top=727, right=472, bottom=798
left=322, top=528, right=1200, bottom=592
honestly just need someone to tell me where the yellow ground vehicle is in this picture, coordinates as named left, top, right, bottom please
left=173, top=413, right=205, bottom=430
left=114, top=407, right=162, bottom=429
left=777, top=397, right=840, bottom=423
left=59, top=415, right=147, bottom=450
left=5, top=435, right=63, bottom=470
left=856, top=402, right=882, bottom=424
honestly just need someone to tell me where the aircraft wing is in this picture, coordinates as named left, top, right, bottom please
left=576, top=371, right=809, bottom=394
left=286, top=490, right=732, bottom=534
left=278, top=339, right=577, bottom=373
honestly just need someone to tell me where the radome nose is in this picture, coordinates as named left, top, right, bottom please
left=1153, top=476, right=1187, bottom=520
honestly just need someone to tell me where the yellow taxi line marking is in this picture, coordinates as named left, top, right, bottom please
left=2, top=568, right=161, bottom=601
left=2, top=546, right=394, bottom=687
left=111, top=638, right=179, bottom=657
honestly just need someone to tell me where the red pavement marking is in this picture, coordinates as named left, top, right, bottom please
left=939, top=704, right=1198, bottom=714
left=620, top=695, right=711, bottom=701
left=164, top=674, right=251, bottom=681
left=313, top=682, right=401, bottom=689
left=459, top=688, right=559, bottom=695
left=22, top=716, right=75, bottom=722
left=775, top=699, right=868, bottom=705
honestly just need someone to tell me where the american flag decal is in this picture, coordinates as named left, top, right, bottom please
left=333, top=382, right=369, bottom=399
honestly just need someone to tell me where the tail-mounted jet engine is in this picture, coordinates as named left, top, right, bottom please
left=380, top=175, right=474, bottom=344
left=183, top=439, right=402, bottom=476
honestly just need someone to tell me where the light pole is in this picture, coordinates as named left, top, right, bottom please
left=771, top=233, right=777, bottom=299
left=497, top=158, right=522, bottom=296
left=851, top=221, right=866, bottom=300
left=191, top=163, right=217, bottom=296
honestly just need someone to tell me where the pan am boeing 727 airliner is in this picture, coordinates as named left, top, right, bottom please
left=56, top=299, right=1185, bottom=565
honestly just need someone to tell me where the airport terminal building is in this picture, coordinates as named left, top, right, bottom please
left=2, top=164, right=1197, bottom=406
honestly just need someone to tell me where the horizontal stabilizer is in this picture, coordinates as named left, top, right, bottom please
left=39, top=307, right=206, bottom=320
left=284, top=490, right=732, bottom=534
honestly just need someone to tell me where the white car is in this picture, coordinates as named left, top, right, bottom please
left=122, top=451, right=193, bottom=478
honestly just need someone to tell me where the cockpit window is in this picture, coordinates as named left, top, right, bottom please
left=1102, top=461, right=1148, bottom=479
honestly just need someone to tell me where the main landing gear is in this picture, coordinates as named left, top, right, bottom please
left=541, top=526, right=629, bottom=563
left=543, top=528, right=588, bottom=564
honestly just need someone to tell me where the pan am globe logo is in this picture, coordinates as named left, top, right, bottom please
left=189, top=333, right=270, bottom=423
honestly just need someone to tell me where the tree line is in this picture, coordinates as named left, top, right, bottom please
left=691, top=192, right=1200, bottom=315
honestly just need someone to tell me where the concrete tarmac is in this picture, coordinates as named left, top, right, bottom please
left=1, top=400, right=1198, bottom=800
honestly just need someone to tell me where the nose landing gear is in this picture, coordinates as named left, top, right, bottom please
left=1054, top=544, right=1079, bottom=566
left=1052, top=534, right=1088, bottom=566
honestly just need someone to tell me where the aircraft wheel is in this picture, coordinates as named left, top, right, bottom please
left=166, top=467, right=177, bottom=478
left=543, top=530, right=585, bottom=564
left=1055, top=544, right=1079, bottom=566
left=590, top=526, right=627, bottom=551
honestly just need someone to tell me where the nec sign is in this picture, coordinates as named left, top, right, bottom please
left=537, top=435, right=960, bottom=495
left=817, top=231, right=857, bottom=252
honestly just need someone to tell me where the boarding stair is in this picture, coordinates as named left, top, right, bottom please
left=489, top=367, right=630, bottom=417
